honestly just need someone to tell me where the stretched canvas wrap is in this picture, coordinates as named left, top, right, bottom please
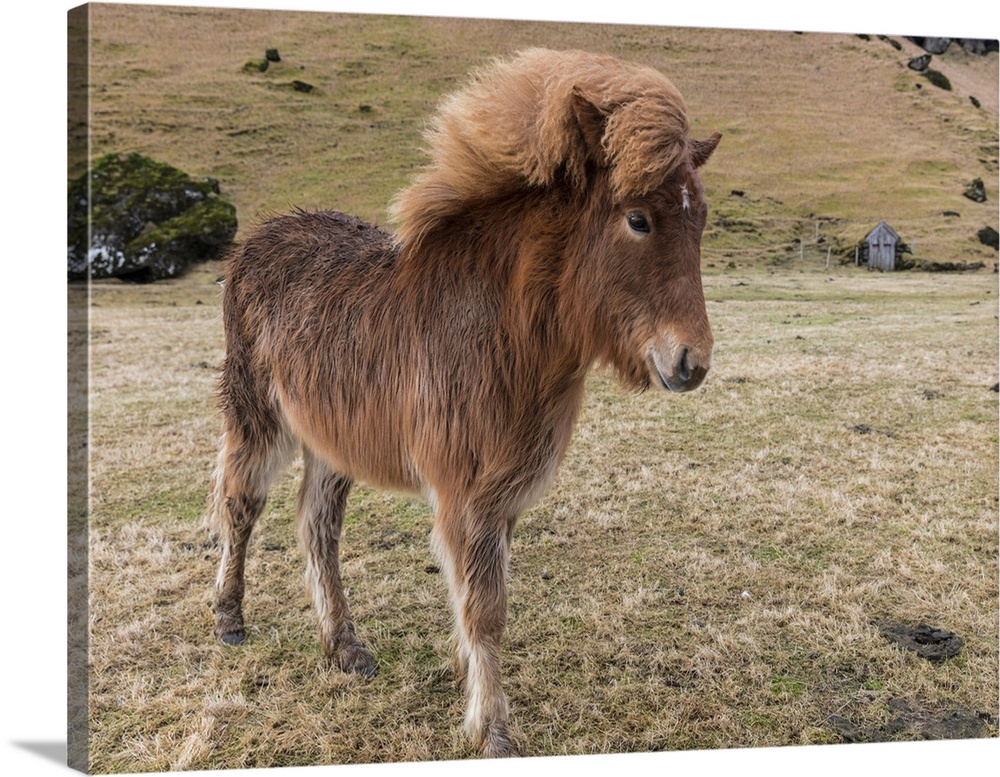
left=68, top=2, right=998, bottom=774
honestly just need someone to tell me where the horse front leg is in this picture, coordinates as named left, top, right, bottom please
left=433, top=501, right=518, bottom=758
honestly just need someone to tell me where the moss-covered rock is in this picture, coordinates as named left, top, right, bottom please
left=977, top=226, right=999, bottom=250
left=923, top=68, right=952, bottom=91
left=68, top=152, right=237, bottom=282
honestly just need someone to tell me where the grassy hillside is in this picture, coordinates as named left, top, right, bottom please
left=78, top=4, right=999, bottom=267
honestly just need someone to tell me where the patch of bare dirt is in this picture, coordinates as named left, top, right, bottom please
left=825, top=698, right=995, bottom=743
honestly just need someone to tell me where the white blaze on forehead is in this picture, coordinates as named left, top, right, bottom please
left=681, top=183, right=691, bottom=212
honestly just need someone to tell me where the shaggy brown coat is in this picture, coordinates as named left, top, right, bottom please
left=206, top=48, right=720, bottom=758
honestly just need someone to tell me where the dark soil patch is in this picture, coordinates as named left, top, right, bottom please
left=876, top=621, right=963, bottom=662
left=824, top=698, right=993, bottom=743
left=849, top=423, right=895, bottom=438
left=816, top=625, right=994, bottom=744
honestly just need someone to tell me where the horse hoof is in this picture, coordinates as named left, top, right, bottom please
left=337, top=644, right=377, bottom=678
left=483, top=736, right=518, bottom=758
left=218, top=630, right=245, bottom=646
left=483, top=722, right=518, bottom=758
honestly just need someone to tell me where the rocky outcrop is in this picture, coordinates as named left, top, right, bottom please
left=68, top=152, right=237, bottom=282
left=963, top=178, right=987, bottom=203
left=906, top=37, right=999, bottom=55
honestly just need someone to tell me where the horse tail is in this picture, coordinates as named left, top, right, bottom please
left=202, top=432, right=228, bottom=542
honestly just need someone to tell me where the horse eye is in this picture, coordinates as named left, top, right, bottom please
left=626, top=211, right=650, bottom=234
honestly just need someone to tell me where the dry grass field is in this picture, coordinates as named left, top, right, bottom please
left=81, top=263, right=998, bottom=770
left=71, top=3, right=998, bottom=772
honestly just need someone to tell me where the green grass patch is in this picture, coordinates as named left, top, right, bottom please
left=770, top=676, right=808, bottom=698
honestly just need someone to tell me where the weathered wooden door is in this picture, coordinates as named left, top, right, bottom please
left=869, top=231, right=895, bottom=271
left=880, top=234, right=895, bottom=270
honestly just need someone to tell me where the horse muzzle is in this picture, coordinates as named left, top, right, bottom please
left=648, top=339, right=712, bottom=393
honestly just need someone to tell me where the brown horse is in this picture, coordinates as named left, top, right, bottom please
left=205, top=48, right=720, bottom=758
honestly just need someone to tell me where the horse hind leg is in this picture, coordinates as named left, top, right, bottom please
left=210, top=421, right=295, bottom=646
left=298, top=448, right=375, bottom=677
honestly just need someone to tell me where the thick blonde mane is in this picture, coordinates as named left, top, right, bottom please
left=390, top=48, right=691, bottom=246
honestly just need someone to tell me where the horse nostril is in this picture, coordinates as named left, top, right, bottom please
left=676, top=347, right=692, bottom=384
left=650, top=344, right=709, bottom=392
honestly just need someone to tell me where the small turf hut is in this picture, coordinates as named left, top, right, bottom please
left=858, top=220, right=905, bottom=271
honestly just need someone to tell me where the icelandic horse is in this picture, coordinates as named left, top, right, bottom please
left=206, top=48, right=720, bottom=757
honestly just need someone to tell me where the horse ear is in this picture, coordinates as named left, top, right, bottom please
left=570, top=88, right=609, bottom=165
left=690, top=131, right=722, bottom=168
